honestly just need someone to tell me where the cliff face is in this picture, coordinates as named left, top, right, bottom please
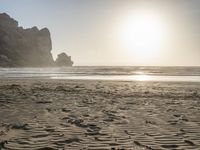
left=0, top=13, right=72, bottom=67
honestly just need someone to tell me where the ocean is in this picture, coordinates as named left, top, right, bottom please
left=0, top=66, right=200, bottom=82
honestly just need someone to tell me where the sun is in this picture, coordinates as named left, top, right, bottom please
left=120, top=11, right=167, bottom=63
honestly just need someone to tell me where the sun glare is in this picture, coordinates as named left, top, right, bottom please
left=134, top=75, right=152, bottom=81
left=120, top=11, right=167, bottom=63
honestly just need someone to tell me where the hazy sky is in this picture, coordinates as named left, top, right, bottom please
left=0, top=0, right=200, bottom=66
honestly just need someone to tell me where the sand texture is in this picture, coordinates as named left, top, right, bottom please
left=0, top=79, right=200, bottom=150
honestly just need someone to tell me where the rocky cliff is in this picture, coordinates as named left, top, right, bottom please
left=55, top=52, right=73, bottom=67
left=0, top=13, right=73, bottom=67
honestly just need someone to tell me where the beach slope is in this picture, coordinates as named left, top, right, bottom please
left=0, top=79, right=200, bottom=150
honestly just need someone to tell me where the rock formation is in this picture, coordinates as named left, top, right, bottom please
left=0, top=13, right=73, bottom=67
left=55, top=52, right=73, bottom=67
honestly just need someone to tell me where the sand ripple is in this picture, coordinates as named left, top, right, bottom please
left=0, top=80, right=200, bottom=150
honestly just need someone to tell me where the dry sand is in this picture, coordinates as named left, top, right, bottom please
left=0, top=79, right=200, bottom=150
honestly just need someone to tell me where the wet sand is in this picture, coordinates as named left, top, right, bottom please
left=0, top=79, right=200, bottom=150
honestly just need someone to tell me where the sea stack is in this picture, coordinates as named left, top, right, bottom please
left=55, top=52, right=73, bottom=67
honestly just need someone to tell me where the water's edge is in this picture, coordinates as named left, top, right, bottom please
left=0, top=67, right=200, bottom=82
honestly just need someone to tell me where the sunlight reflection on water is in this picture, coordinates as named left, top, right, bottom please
left=132, top=74, right=152, bottom=81
left=1, top=67, right=200, bottom=82
left=51, top=74, right=200, bottom=82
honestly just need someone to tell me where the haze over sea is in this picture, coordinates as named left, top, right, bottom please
left=0, top=66, right=200, bottom=82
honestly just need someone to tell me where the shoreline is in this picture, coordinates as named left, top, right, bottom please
left=1, top=77, right=200, bottom=83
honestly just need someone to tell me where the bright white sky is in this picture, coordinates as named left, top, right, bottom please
left=0, top=0, right=200, bottom=66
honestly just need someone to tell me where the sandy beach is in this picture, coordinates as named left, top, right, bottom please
left=0, top=79, right=200, bottom=150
